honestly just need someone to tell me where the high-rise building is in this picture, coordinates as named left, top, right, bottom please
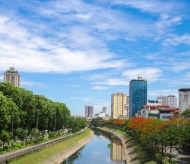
left=85, top=106, right=93, bottom=118
left=129, top=76, right=147, bottom=118
left=111, top=93, right=126, bottom=119
left=179, top=88, right=190, bottom=112
left=157, top=95, right=177, bottom=108
left=4, top=67, right=20, bottom=87
left=102, top=107, right=107, bottom=114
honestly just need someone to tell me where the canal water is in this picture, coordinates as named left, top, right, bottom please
left=62, top=129, right=126, bottom=164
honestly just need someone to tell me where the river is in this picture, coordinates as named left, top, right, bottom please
left=62, top=129, right=126, bottom=164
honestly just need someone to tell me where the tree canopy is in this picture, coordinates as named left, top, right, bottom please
left=0, top=82, right=71, bottom=134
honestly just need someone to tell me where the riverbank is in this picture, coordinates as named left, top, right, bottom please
left=98, top=127, right=139, bottom=164
left=9, top=129, right=94, bottom=164
left=42, top=130, right=94, bottom=164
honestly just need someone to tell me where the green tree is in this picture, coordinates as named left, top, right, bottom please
left=0, top=130, right=10, bottom=148
left=92, top=117, right=104, bottom=127
left=16, top=128, right=28, bottom=145
left=180, top=107, right=190, bottom=119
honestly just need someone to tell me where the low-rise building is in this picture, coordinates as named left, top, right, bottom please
left=139, top=100, right=179, bottom=120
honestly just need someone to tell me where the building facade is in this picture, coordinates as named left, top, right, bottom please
left=4, top=67, right=20, bottom=87
left=157, top=95, right=177, bottom=108
left=179, top=88, right=190, bottom=112
left=129, top=76, right=147, bottom=118
left=85, top=106, right=93, bottom=118
left=102, top=107, right=107, bottom=114
left=111, top=93, right=126, bottom=119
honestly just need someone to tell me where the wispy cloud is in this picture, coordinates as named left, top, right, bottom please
left=92, top=86, right=109, bottom=90
left=114, top=0, right=185, bottom=14
left=162, top=34, right=190, bottom=46
left=82, top=97, right=96, bottom=103
left=148, top=89, right=178, bottom=97
left=122, top=68, right=162, bottom=83
left=93, top=78, right=128, bottom=86
left=21, top=80, right=46, bottom=87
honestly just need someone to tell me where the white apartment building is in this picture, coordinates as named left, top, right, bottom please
left=157, top=95, right=177, bottom=108
left=140, top=100, right=162, bottom=118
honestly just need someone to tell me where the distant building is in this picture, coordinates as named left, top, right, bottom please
left=111, top=93, right=126, bottom=119
left=140, top=100, right=179, bottom=120
left=179, top=88, right=190, bottom=112
left=157, top=95, right=177, bottom=108
left=158, top=107, right=179, bottom=120
left=4, top=66, right=20, bottom=87
left=102, top=107, right=107, bottom=114
left=129, top=76, right=147, bottom=118
left=94, top=112, right=106, bottom=118
left=85, top=106, right=93, bottom=118
left=140, top=100, right=165, bottom=118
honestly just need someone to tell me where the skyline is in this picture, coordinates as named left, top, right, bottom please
left=0, top=0, right=190, bottom=115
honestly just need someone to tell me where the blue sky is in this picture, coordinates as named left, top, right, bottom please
left=0, top=0, right=190, bottom=116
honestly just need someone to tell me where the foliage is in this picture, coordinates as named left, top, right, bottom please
left=91, top=117, right=104, bottom=127
left=16, top=128, right=28, bottom=145
left=0, top=82, right=88, bottom=153
left=65, top=117, right=87, bottom=133
left=180, top=107, right=190, bottom=119
left=0, top=130, right=10, bottom=148
left=0, top=82, right=75, bottom=134
left=105, top=117, right=190, bottom=163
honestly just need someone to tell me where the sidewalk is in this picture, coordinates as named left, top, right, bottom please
left=171, top=148, right=190, bottom=164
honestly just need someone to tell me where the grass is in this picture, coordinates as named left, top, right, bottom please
left=10, top=129, right=91, bottom=164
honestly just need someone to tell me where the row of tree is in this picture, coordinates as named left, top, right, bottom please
left=92, top=111, right=190, bottom=155
left=0, top=82, right=86, bottom=143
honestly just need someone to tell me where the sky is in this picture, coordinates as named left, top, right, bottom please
left=0, top=0, right=190, bottom=116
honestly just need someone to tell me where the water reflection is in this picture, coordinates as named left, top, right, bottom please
left=111, top=141, right=125, bottom=162
left=62, top=129, right=126, bottom=164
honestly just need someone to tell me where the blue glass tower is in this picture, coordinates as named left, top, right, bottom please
left=129, top=76, right=147, bottom=118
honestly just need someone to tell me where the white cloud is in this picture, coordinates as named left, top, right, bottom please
left=162, top=34, right=190, bottom=46
left=92, top=86, right=109, bottom=90
left=0, top=14, right=127, bottom=73
left=122, top=68, right=162, bottom=83
left=21, top=80, right=46, bottom=87
left=82, top=97, right=96, bottom=103
left=93, top=78, right=128, bottom=86
left=148, top=89, right=178, bottom=97
left=114, top=0, right=185, bottom=14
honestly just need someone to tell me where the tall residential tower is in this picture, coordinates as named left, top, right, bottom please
left=85, top=106, right=93, bottom=118
left=129, top=76, right=147, bottom=118
left=4, top=67, right=20, bottom=87
left=111, top=93, right=126, bottom=119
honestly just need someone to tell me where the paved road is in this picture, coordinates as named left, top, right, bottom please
left=169, top=148, right=190, bottom=164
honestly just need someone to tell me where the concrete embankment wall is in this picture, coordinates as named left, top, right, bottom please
left=98, top=127, right=139, bottom=164
left=43, top=130, right=94, bottom=164
left=0, top=128, right=89, bottom=164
